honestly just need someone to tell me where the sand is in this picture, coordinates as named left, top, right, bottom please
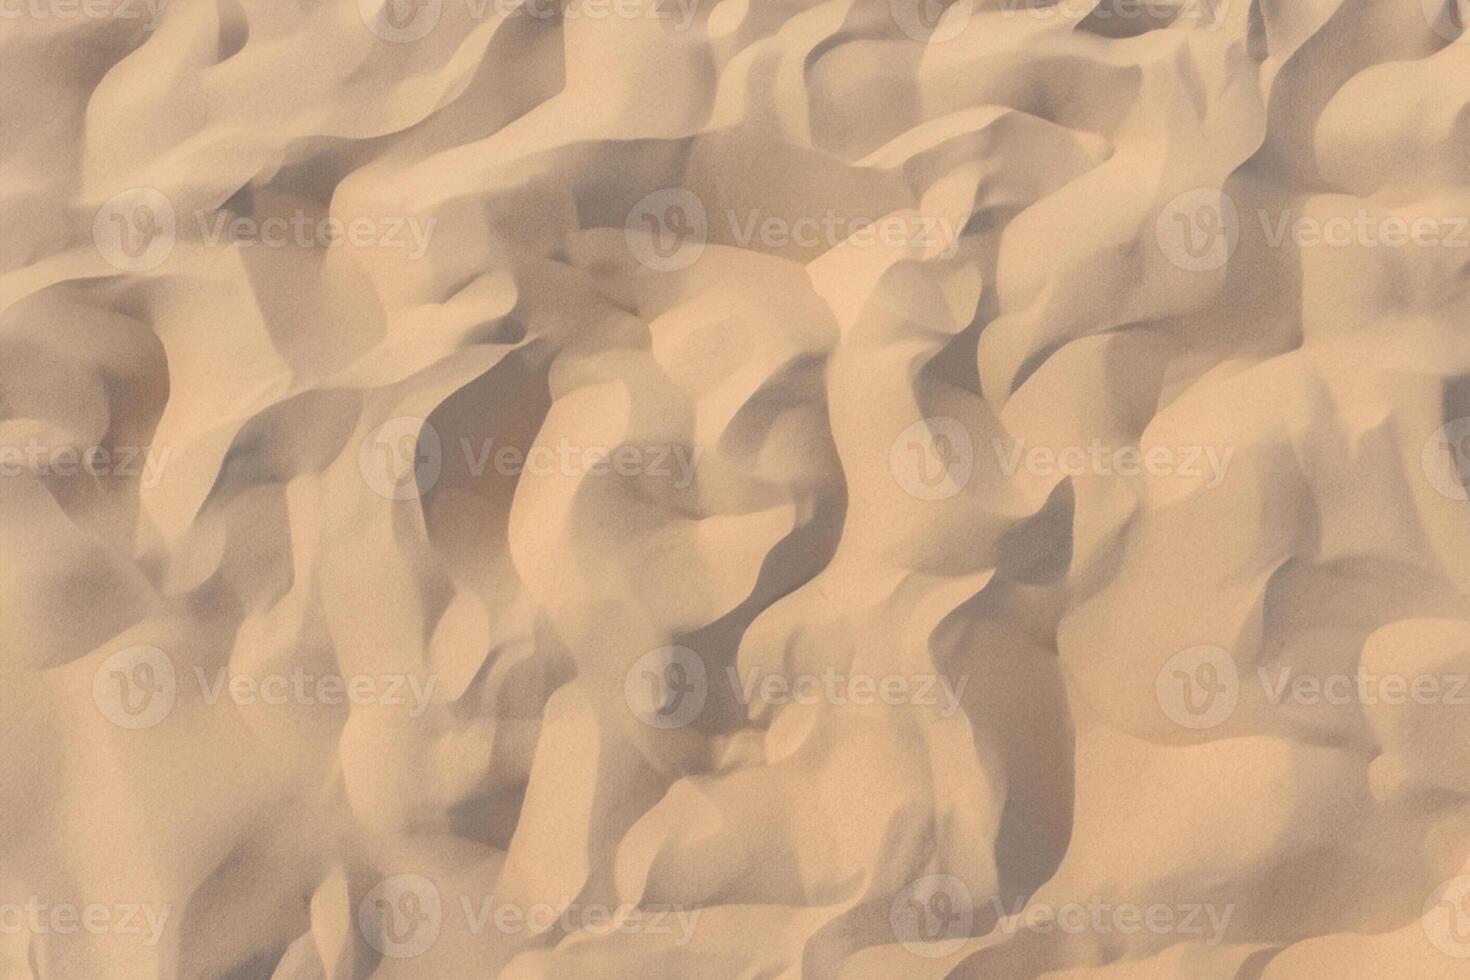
left=4, top=0, right=1470, bottom=977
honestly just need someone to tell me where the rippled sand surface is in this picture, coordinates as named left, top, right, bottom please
left=6, top=0, right=1470, bottom=977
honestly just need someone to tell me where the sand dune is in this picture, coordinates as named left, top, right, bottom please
left=4, top=0, right=1470, bottom=977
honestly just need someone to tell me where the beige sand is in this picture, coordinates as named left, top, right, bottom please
left=3, top=0, right=1470, bottom=976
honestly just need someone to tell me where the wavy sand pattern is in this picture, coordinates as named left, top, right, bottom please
left=4, top=0, right=1470, bottom=977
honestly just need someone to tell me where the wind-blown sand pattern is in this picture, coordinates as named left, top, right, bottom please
left=5, top=0, right=1470, bottom=976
